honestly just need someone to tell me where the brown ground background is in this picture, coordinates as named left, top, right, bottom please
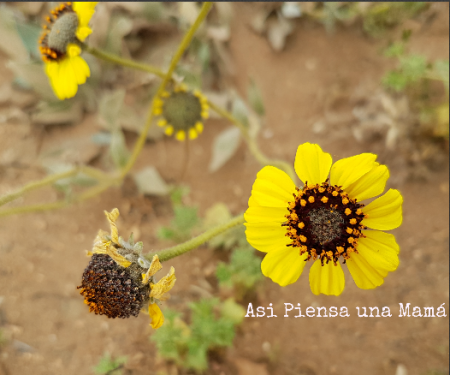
left=0, top=3, right=448, bottom=375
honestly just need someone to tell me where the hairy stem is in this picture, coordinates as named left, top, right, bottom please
left=120, top=2, right=213, bottom=178
left=84, top=45, right=166, bottom=78
left=0, top=168, right=79, bottom=208
left=148, top=214, right=245, bottom=262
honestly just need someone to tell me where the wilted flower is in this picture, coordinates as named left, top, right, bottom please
left=77, top=208, right=176, bottom=328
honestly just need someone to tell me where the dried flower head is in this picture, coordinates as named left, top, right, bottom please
left=77, top=208, right=176, bottom=328
left=153, top=84, right=209, bottom=141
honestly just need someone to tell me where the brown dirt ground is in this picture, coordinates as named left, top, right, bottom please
left=0, top=3, right=448, bottom=375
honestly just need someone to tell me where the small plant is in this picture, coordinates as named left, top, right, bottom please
left=151, top=298, right=244, bottom=372
left=363, top=2, right=428, bottom=37
left=93, top=353, right=127, bottom=375
left=382, top=36, right=449, bottom=139
left=382, top=41, right=429, bottom=92
left=216, top=245, right=263, bottom=298
left=157, top=187, right=201, bottom=242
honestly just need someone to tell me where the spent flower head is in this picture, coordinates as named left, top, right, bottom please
left=77, top=208, right=176, bottom=329
left=153, top=84, right=209, bottom=141
left=245, top=143, right=403, bottom=295
left=39, top=2, right=98, bottom=100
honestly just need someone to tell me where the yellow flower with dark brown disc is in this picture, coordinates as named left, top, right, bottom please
left=39, top=2, right=98, bottom=100
left=153, top=84, right=209, bottom=141
left=245, top=143, right=403, bottom=295
left=77, top=208, right=176, bottom=328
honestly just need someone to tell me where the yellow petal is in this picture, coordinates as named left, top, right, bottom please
left=345, top=163, right=389, bottom=202
left=68, top=55, right=90, bottom=86
left=309, top=260, right=345, bottom=296
left=104, top=208, right=120, bottom=243
left=248, top=195, right=260, bottom=208
left=261, top=247, right=308, bottom=286
left=195, top=121, right=204, bottom=133
left=150, top=267, right=176, bottom=300
left=55, top=58, right=78, bottom=99
left=73, top=2, right=98, bottom=30
left=157, top=119, right=167, bottom=127
left=106, top=245, right=132, bottom=268
left=148, top=303, right=164, bottom=329
left=294, top=143, right=332, bottom=186
left=142, top=255, right=163, bottom=284
left=329, top=153, right=377, bottom=191
left=164, top=125, right=174, bottom=136
left=189, top=128, right=198, bottom=140
left=346, top=231, right=399, bottom=289
left=245, top=221, right=291, bottom=253
left=175, top=130, right=186, bottom=141
left=76, top=26, right=93, bottom=41
left=244, top=206, right=288, bottom=224
left=66, top=43, right=81, bottom=58
left=251, top=166, right=296, bottom=208
left=362, top=189, right=403, bottom=230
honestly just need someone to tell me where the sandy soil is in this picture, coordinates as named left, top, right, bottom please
left=0, top=3, right=448, bottom=375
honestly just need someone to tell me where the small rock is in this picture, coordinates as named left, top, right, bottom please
left=396, top=364, right=408, bottom=375
left=12, top=340, right=34, bottom=353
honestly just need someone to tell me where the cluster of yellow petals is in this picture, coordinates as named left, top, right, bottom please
left=245, top=143, right=403, bottom=296
left=144, top=255, right=177, bottom=329
left=154, top=85, right=209, bottom=141
left=42, top=2, right=98, bottom=100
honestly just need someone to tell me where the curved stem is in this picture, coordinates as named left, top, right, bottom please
left=0, top=168, right=79, bottom=208
left=207, top=100, right=296, bottom=181
left=148, top=214, right=245, bottom=262
left=120, top=2, right=213, bottom=179
left=84, top=45, right=166, bottom=79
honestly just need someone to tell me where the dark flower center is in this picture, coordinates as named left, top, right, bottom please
left=308, top=207, right=344, bottom=245
left=162, top=92, right=202, bottom=131
left=283, top=181, right=367, bottom=265
left=77, top=254, right=149, bottom=319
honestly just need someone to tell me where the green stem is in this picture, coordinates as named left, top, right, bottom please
left=0, top=168, right=79, bottom=208
left=149, top=213, right=245, bottom=262
left=0, top=201, right=68, bottom=217
left=84, top=45, right=166, bottom=79
left=0, top=182, right=113, bottom=218
left=120, top=2, right=213, bottom=179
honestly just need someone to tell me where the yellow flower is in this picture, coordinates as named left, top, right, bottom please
left=153, top=85, right=209, bottom=141
left=39, top=2, right=98, bottom=100
left=78, top=208, right=176, bottom=327
left=244, top=143, right=403, bottom=296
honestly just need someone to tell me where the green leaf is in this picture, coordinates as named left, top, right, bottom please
left=15, top=21, right=41, bottom=59
left=247, top=79, right=265, bottom=116
left=99, top=90, right=126, bottom=130
left=434, top=60, right=449, bottom=93
left=383, top=42, right=405, bottom=58
left=231, top=96, right=249, bottom=127
left=216, top=246, right=263, bottom=290
left=93, top=353, right=127, bottom=375
left=133, top=166, right=170, bottom=196
left=220, top=298, right=246, bottom=325
left=208, top=126, right=241, bottom=173
left=109, top=129, right=129, bottom=169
